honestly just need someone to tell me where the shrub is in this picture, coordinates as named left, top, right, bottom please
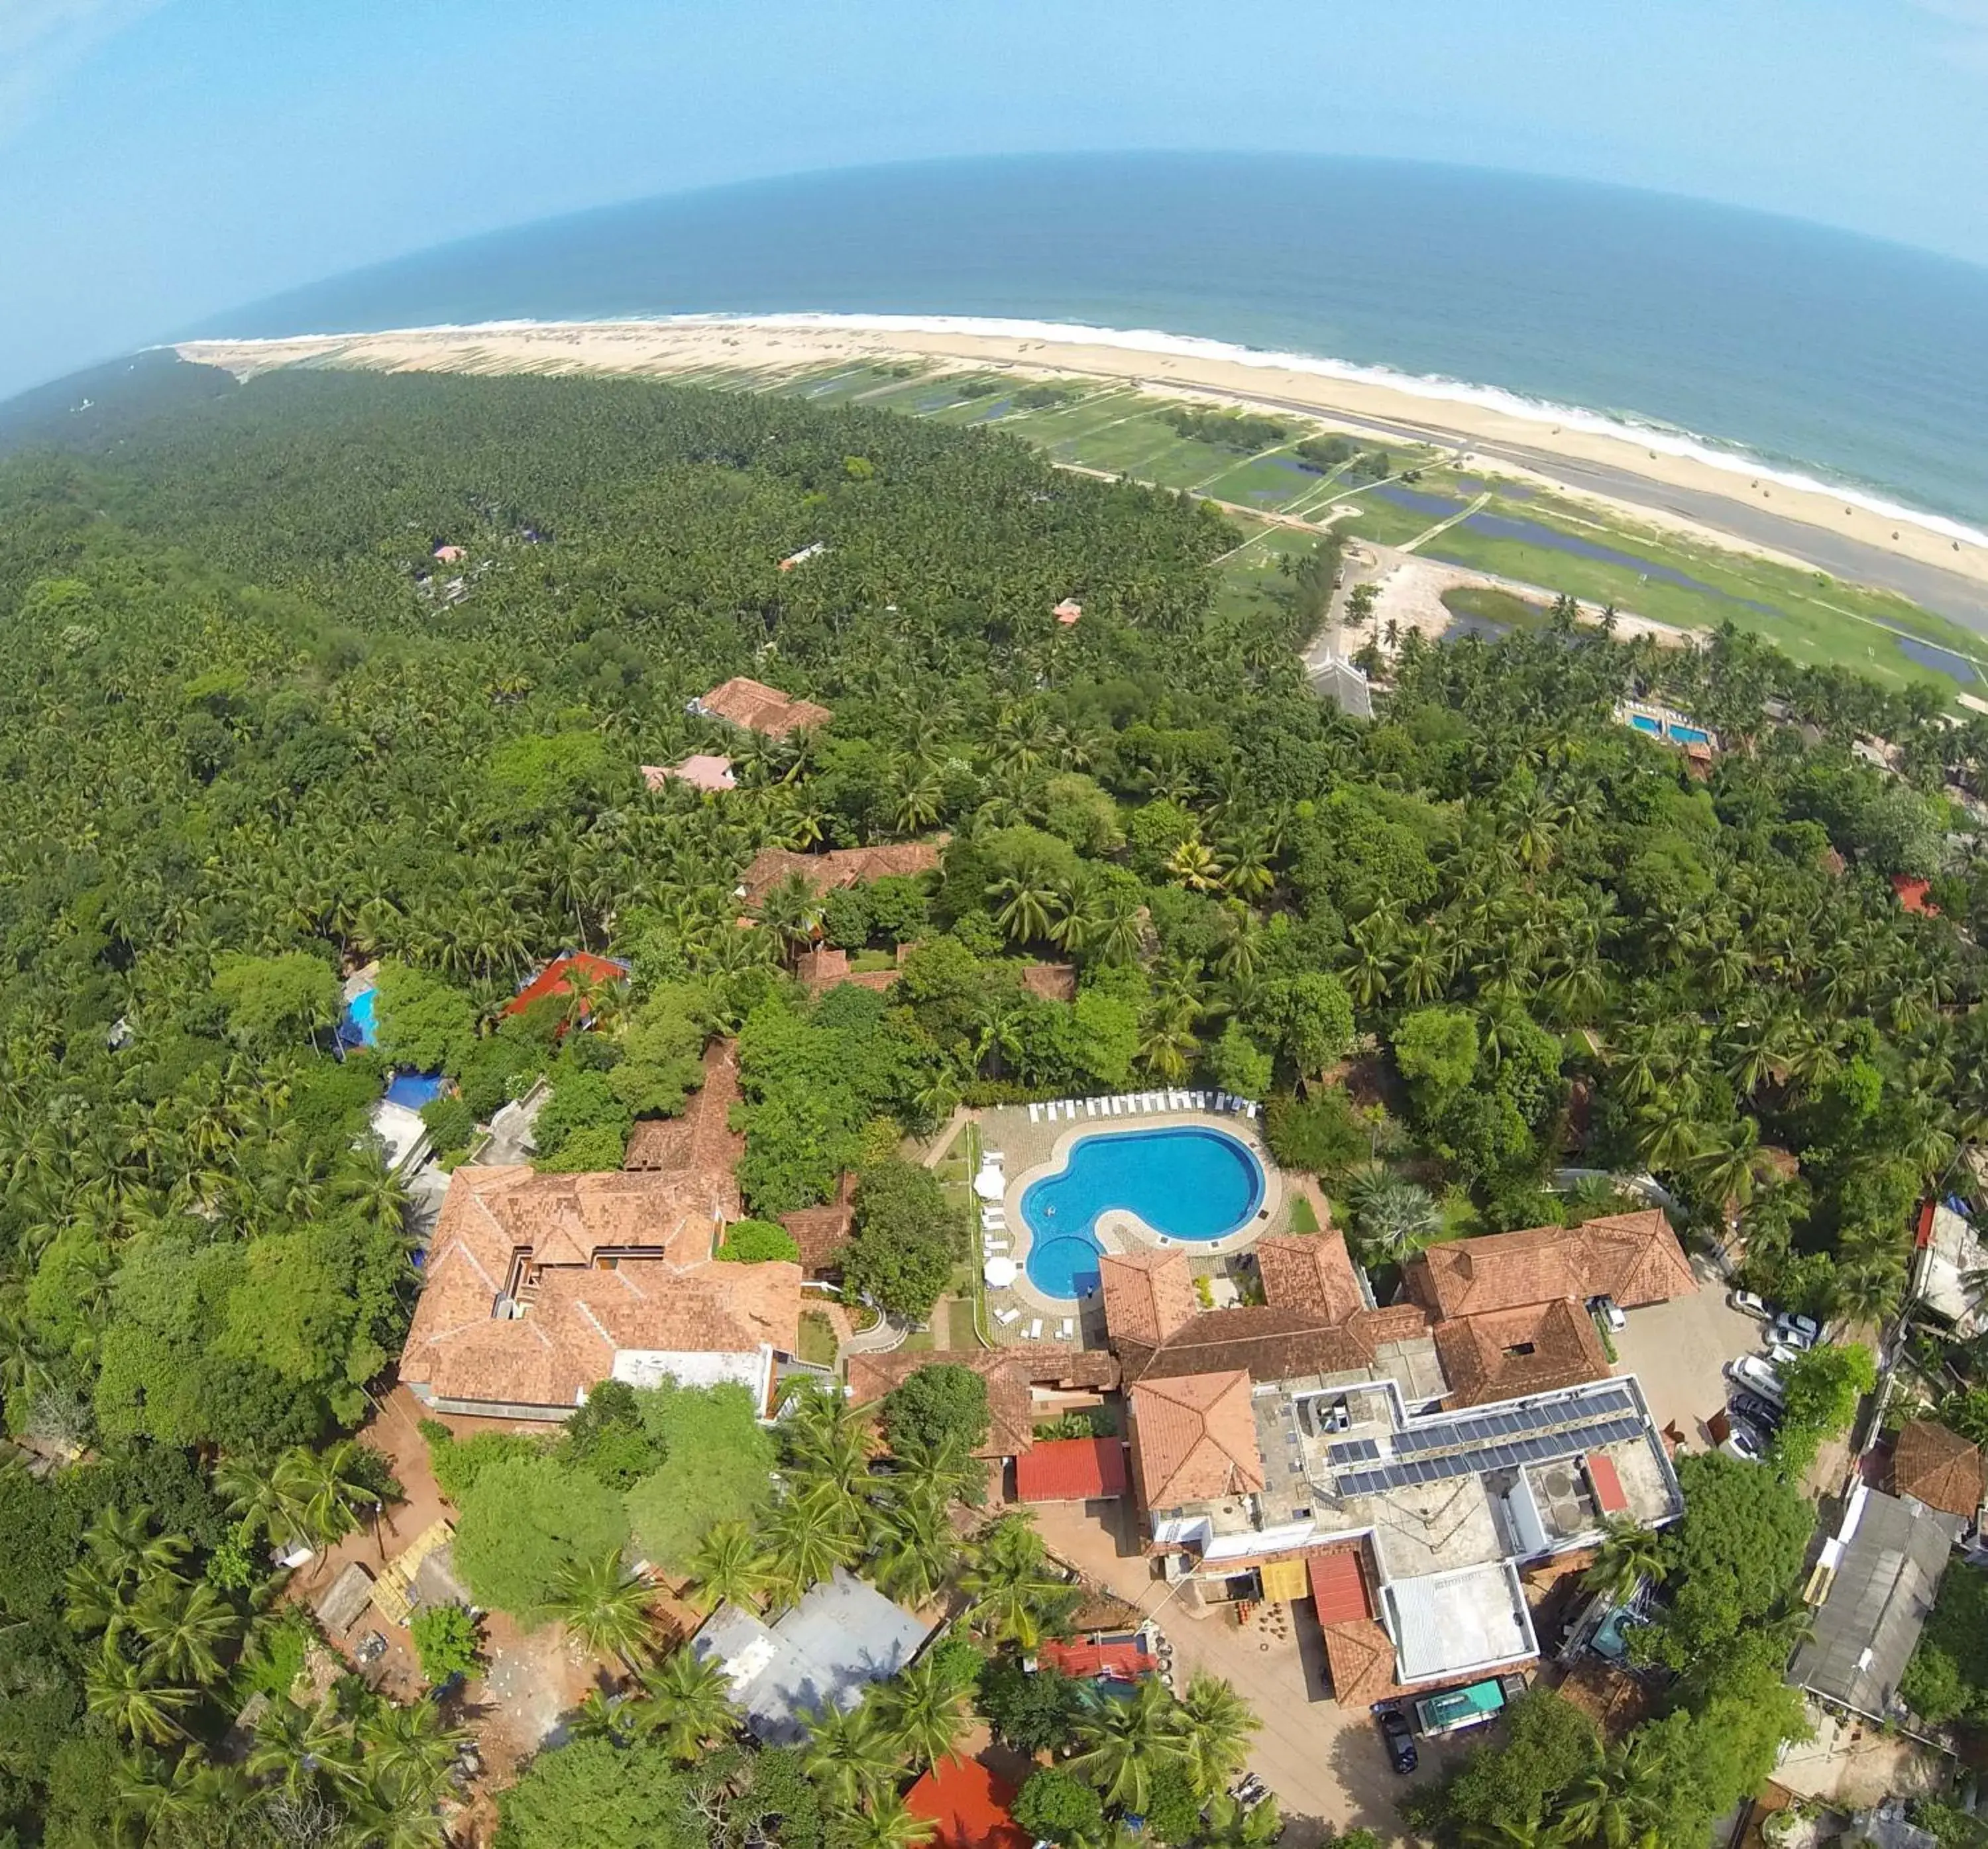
left=420, top=1094, right=476, bottom=1154
left=410, top=1602, right=482, bottom=1685
left=881, top=1363, right=991, bottom=1456
left=1013, top=1767, right=1103, bottom=1846
left=716, top=1219, right=802, bottom=1264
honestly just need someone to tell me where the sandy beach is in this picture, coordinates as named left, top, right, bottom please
left=176, top=318, right=1988, bottom=616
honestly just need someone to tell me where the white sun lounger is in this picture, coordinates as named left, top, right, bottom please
left=1028, top=1103, right=1040, bottom=1124
left=1111, top=1096, right=1126, bottom=1115
left=1244, top=1100, right=1260, bottom=1119
left=994, top=1307, right=1021, bottom=1327
left=1026, top=1318, right=1043, bottom=1340
left=1084, top=1098, right=1097, bottom=1117
left=1057, top=1318, right=1075, bottom=1340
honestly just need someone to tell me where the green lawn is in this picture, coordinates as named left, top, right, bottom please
left=659, top=357, right=1988, bottom=704
left=797, top=1310, right=839, bottom=1368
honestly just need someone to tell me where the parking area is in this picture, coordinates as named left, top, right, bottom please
left=1610, top=1255, right=1764, bottom=1445
left=1028, top=1501, right=1474, bottom=1845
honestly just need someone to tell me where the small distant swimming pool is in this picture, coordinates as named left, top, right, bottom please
left=339, top=985, right=378, bottom=1049
left=1668, top=723, right=1710, bottom=746
left=385, top=1072, right=445, bottom=1110
left=1021, top=1128, right=1266, bottom=1300
left=1629, top=714, right=1663, bottom=736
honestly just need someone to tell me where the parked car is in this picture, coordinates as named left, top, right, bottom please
left=1768, top=1341, right=1805, bottom=1369
left=1730, top=1390, right=1783, bottom=1429
left=1772, top=1312, right=1821, bottom=1346
left=1591, top=1296, right=1628, bottom=1332
left=1722, top=1422, right=1769, bottom=1463
left=1728, top=1290, right=1769, bottom=1320
left=1377, top=1705, right=1419, bottom=1774
left=1727, top=1354, right=1785, bottom=1402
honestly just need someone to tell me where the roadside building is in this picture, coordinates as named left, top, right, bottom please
left=1911, top=1198, right=1988, bottom=1340
left=904, top=1758, right=1033, bottom=1849
left=1790, top=1485, right=1958, bottom=1722
left=1891, top=1418, right=1983, bottom=1528
left=691, top=1568, right=932, bottom=1745
left=1014, top=1435, right=1130, bottom=1505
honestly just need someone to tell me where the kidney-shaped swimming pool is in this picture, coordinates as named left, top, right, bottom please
left=1020, top=1126, right=1267, bottom=1299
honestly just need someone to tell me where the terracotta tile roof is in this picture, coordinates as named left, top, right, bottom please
left=1256, top=1233, right=1366, bottom=1325
left=696, top=675, right=831, bottom=739
left=1099, top=1251, right=1202, bottom=1350
left=501, top=951, right=630, bottom=1019
left=1127, top=1371, right=1264, bottom=1509
left=1893, top=1419, right=1983, bottom=1518
left=1019, top=962, right=1077, bottom=1001
left=621, top=1042, right=745, bottom=1181
left=1307, top=1547, right=1374, bottom=1625
left=904, top=1758, right=1032, bottom=1849
left=1015, top=1437, right=1129, bottom=1502
left=738, top=840, right=945, bottom=911
left=845, top=1348, right=1120, bottom=1460
left=399, top=1044, right=792, bottom=1412
left=1408, top=1211, right=1694, bottom=1319
left=780, top=1172, right=857, bottom=1274
left=1433, top=1300, right=1614, bottom=1408
left=793, top=946, right=900, bottom=993
left=1893, top=873, right=1938, bottom=916
left=1319, top=1616, right=1409, bottom=1706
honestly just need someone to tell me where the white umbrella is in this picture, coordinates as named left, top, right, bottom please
left=973, top=1168, right=1005, bottom=1201
left=983, top=1256, right=1019, bottom=1288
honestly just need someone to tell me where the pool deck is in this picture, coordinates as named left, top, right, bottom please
left=975, top=1102, right=1286, bottom=1346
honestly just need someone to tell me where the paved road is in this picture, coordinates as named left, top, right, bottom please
left=1138, top=376, right=1988, bottom=635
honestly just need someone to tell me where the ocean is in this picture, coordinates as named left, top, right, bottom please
left=196, top=153, right=1988, bottom=536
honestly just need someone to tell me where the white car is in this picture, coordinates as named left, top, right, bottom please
left=1768, top=1341, right=1805, bottom=1369
left=1771, top=1323, right=1816, bottom=1354
left=1722, top=1424, right=1768, bottom=1463
left=1773, top=1312, right=1822, bottom=1345
left=1728, top=1354, right=1785, bottom=1403
left=1593, top=1296, right=1627, bottom=1332
left=1729, top=1290, right=1769, bottom=1320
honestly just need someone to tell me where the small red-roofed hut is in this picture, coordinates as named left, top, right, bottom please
left=904, top=1760, right=1032, bottom=1849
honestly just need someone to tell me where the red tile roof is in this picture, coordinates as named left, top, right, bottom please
left=501, top=951, right=630, bottom=1019
left=1015, top=1437, right=1129, bottom=1502
left=1038, top=1637, right=1153, bottom=1681
left=1307, top=1549, right=1374, bottom=1625
left=1893, top=1418, right=1984, bottom=1518
left=846, top=1349, right=1121, bottom=1461
left=646, top=753, right=736, bottom=794
left=1586, top=1452, right=1628, bottom=1516
left=1408, top=1211, right=1694, bottom=1320
left=1893, top=874, right=1938, bottom=916
left=1127, top=1371, right=1264, bottom=1509
left=738, top=840, right=945, bottom=911
left=904, top=1759, right=1032, bottom=1849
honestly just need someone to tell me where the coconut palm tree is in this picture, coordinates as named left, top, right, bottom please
left=957, top=1514, right=1068, bottom=1649
left=1173, top=1671, right=1260, bottom=1797
left=247, top=1695, right=360, bottom=1797
left=85, top=1647, right=200, bottom=1746
left=687, top=1519, right=774, bottom=1612
left=1068, top=1677, right=1186, bottom=1813
left=802, top=1697, right=901, bottom=1813
left=1201, top=1792, right=1286, bottom=1849
left=836, top=1793, right=938, bottom=1849
left=1583, top=1519, right=1667, bottom=1606
left=866, top=1483, right=960, bottom=1609
left=130, top=1579, right=240, bottom=1687
left=548, top=1551, right=661, bottom=1665
left=357, top=1695, right=471, bottom=1796
left=766, top=1483, right=863, bottom=1602
left=634, top=1648, right=738, bottom=1764
left=872, top=1654, right=971, bottom=1774
left=274, top=1439, right=383, bottom=1549
left=569, top=1687, right=633, bottom=1744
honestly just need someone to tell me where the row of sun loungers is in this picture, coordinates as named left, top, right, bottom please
left=1026, top=1091, right=1260, bottom=1125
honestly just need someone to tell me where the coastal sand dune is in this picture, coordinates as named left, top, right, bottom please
left=176, top=318, right=1988, bottom=609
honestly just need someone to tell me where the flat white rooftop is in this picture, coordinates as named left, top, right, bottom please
left=1385, top=1562, right=1537, bottom=1684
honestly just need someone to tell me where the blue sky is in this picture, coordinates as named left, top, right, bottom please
left=6, top=0, right=1988, bottom=398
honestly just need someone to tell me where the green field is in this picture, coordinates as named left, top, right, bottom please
left=753, top=359, right=1988, bottom=698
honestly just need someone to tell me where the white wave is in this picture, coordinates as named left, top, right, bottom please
left=178, top=309, right=1988, bottom=551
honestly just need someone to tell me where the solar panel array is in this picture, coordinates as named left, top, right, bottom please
left=1319, top=1387, right=1646, bottom=1497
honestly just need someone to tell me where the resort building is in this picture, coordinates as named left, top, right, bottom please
left=398, top=1044, right=803, bottom=1420
left=736, top=840, right=944, bottom=911
left=692, top=675, right=832, bottom=739
left=1094, top=1214, right=1695, bottom=1700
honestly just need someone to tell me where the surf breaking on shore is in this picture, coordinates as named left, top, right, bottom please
left=174, top=313, right=1988, bottom=590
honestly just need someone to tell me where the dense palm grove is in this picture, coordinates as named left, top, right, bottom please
left=1, top=366, right=1987, bottom=1845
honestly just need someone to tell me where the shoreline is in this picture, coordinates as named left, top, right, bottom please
left=174, top=315, right=1988, bottom=620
